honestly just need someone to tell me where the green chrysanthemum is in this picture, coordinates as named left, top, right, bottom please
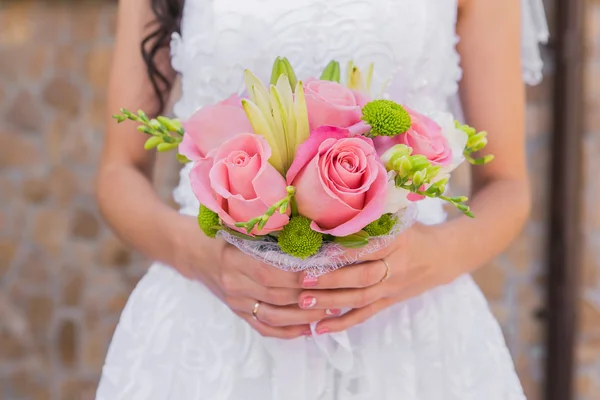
left=362, top=100, right=412, bottom=137
left=278, top=216, right=323, bottom=259
left=198, top=205, right=220, bottom=238
left=363, top=214, right=397, bottom=237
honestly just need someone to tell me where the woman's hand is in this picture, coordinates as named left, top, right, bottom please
left=296, top=223, right=458, bottom=335
left=174, top=215, right=337, bottom=339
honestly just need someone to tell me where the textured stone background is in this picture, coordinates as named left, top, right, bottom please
left=0, top=0, right=597, bottom=399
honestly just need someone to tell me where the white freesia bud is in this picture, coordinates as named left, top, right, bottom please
left=430, top=111, right=468, bottom=175
left=380, top=144, right=412, bottom=170
left=383, top=171, right=413, bottom=214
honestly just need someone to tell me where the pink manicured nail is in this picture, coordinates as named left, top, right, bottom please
left=303, top=330, right=313, bottom=336
left=303, top=275, right=318, bottom=287
left=325, top=309, right=341, bottom=316
left=301, top=297, right=317, bottom=309
left=317, top=327, right=330, bottom=335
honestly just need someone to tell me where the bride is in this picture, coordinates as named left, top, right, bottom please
left=95, top=0, right=548, bottom=399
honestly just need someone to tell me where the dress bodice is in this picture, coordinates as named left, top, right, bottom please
left=171, top=0, right=461, bottom=118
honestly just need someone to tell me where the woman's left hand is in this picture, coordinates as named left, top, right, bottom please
left=298, top=223, right=459, bottom=335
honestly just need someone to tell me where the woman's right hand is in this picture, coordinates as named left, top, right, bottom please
left=172, top=215, right=337, bottom=339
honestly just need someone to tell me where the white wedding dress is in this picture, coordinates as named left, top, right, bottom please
left=96, top=0, right=548, bottom=399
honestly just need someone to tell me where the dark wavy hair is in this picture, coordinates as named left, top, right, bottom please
left=142, top=0, right=184, bottom=114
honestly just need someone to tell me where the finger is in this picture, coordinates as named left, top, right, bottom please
left=223, top=244, right=303, bottom=289
left=236, top=312, right=310, bottom=340
left=356, top=228, right=410, bottom=262
left=221, top=273, right=300, bottom=306
left=243, top=260, right=303, bottom=289
left=300, top=260, right=387, bottom=289
left=314, top=298, right=395, bottom=334
left=228, top=297, right=339, bottom=327
left=298, top=286, right=384, bottom=310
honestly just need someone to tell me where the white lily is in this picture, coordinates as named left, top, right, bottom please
left=346, top=61, right=374, bottom=94
left=243, top=69, right=310, bottom=175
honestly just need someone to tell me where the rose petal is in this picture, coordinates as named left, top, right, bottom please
left=226, top=154, right=260, bottom=199
left=179, top=133, right=204, bottom=161
left=310, top=162, right=388, bottom=236
left=183, top=104, right=253, bottom=156
left=294, top=157, right=361, bottom=229
left=190, top=157, right=221, bottom=213
left=287, top=126, right=350, bottom=184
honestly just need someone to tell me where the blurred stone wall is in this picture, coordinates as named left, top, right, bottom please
left=576, top=0, right=600, bottom=398
left=0, top=1, right=179, bottom=398
left=0, top=0, right=596, bottom=400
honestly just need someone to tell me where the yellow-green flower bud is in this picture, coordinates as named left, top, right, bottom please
left=149, top=119, right=162, bottom=130
left=426, top=165, right=441, bottom=179
left=397, top=157, right=413, bottom=177
left=410, top=155, right=430, bottom=172
left=157, top=116, right=183, bottom=134
left=320, top=60, right=341, bottom=83
left=380, top=144, right=412, bottom=169
left=412, top=170, right=426, bottom=187
left=144, top=136, right=163, bottom=150
left=137, top=125, right=154, bottom=135
left=429, top=178, right=448, bottom=193
left=137, top=110, right=150, bottom=123
left=270, top=57, right=298, bottom=90
left=157, top=142, right=179, bottom=152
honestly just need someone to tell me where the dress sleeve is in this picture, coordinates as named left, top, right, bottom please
left=521, top=0, right=550, bottom=85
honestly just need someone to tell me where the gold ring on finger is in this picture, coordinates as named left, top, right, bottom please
left=252, top=301, right=261, bottom=321
left=379, top=258, right=392, bottom=283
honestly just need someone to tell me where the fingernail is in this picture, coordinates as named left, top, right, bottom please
left=325, top=308, right=341, bottom=316
left=303, top=330, right=313, bottom=336
left=317, top=327, right=330, bottom=335
left=301, top=296, right=316, bottom=309
left=303, top=275, right=318, bottom=287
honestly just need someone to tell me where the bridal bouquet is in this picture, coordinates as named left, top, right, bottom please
left=114, top=58, right=492, bottom=276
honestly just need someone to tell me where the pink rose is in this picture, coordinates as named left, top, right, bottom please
left=374, top=108, right=452, bottom=166
left=179, top=95, right=251, bottom=161
left=304, top=79, right=369, bottom=131
left=286, top=126, right=387, bottom=237
left=190, top=133, right=289, bottom=235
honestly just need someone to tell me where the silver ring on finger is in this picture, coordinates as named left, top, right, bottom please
left=252, top=301, right=261, bottom=321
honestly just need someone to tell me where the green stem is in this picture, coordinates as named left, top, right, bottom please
left=113, top=109, right=185, bottom=152
left=464, top=152, right=494, bottom=166
left=400, top=184, right=475, bottom=218
left=234, top=186, right=296, bottom=233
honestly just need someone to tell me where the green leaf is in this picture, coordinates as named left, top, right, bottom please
left=333, top=230, right=370, bottom=249
left=221, top=227, right=264, bottom=241
left=176, top=153, right=191, bottom=164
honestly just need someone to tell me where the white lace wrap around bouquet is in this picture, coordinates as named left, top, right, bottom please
left=114, top=58, right=492, bottom=277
